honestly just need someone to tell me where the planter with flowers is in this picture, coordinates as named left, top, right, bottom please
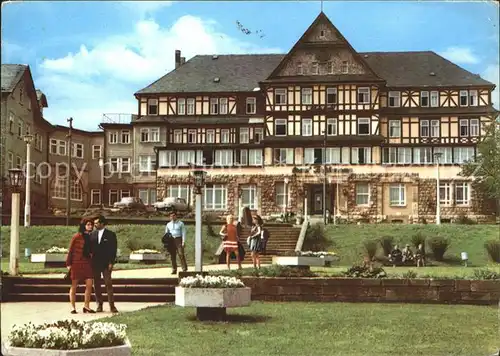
left=30, top=247, right=69, bottom=268
left=273, top=251, right=340, bottom=269
left=129, top=249, right=166, bottom=265
left=3, top=320, right=130, bottom=356
left=175, top=275, right=251, bottom=321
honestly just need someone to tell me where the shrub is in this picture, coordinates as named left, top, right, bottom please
left=401, top=270, right=417, bottom=279
left=210, top=265, right=317, bottom=278
left=411, top=232, right=426, bottom=255
left=455, top=213, right=477, bottom=225
left=471, top=268, right=500, bottom=280
left=343, top=265, right=387, bottom=278
left=484, top=240, right=500, bottom=263
left=380, top=236, right=394, bottom=256
left=203, top=212, right=220, bottom=237
left=363, top=239, right=378, bottom=260
left=303, top=223, right=332, bottom=252
left=429, top=236, right=450, bottom=261
left=125, top=237, right=141, bottom=252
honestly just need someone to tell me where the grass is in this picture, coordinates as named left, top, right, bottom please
left=106, top=302, right=498, bottom=356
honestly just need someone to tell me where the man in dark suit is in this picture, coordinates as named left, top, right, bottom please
left=91, top=215, right=118, bottom=313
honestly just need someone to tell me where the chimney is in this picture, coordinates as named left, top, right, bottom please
left=175, top=50, right=181, bottom=69
left=180, top=57, right=186, bottom=65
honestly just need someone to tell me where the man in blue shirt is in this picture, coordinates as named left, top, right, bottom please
left=165, top=211, right=187, bottom=274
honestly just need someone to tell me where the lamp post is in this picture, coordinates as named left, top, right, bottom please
left=191, top=169, right=207, bottom=272
left=434, top=152, right=443, bottom=225
left=284, top=177, right=289, bottom=220
left=8, top=168, right=24, bottom=276
left=322, top=129, right=327, bottom=225
left=98, top=158, right=104, bottom=207
left=66, top=118, right=73, bottom=226
left=23, top=134, right=33, bottom=227
left=238, top=190, right=243, bottom=223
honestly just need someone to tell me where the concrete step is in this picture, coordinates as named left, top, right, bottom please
left=10, top=293, right=174, bottom=303
left=5, top=277, right=178, bottom=285
left=12, top=284, right=175, bottom=294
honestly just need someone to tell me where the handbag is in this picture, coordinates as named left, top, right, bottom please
left=64, top=268, right=71, bottom=282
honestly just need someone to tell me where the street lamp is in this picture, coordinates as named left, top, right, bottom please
left=8, top=168, right=24, bottom=276
left=434, top=152, right=443, bottom=225
left=322, top=129, right=327, bottom=225
left=23, top=134, right=33, bottom=227
left=98, top=158, right=104, bottom=207
left=191, top=169, right=207, bottom=272
left=284, top=177, right=289, bottom=220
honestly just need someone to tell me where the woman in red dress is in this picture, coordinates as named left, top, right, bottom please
left=219, top=215, right=242, bottom=270
left=66, top=218, right=95, bottom=314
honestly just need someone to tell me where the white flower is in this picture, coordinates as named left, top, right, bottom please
left=179, top=274, right=245, bottom=288
left=299, top=251, right=337, bottom=257
left=45, top=246, right=69, bottom=254
left=131, top=249, right=161, bottom=254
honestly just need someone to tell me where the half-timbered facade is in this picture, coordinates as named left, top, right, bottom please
left=129, top=12, right=497, bottom=222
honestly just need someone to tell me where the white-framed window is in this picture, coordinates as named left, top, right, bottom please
left=246, top=97, right=256, bottom=114
left=248, top=149, right=263, bottom=166
left=430, top=120, right=440, bottom=137
left=433, top=147, right=453, bottom=164
left=174, top=129, right=183, bottom=143
left=357, top=87, right=370, bottom=104
left=453, top=147, right=474, bottom=164
left=206, top=129, right=215, bottom=144
left=275, top=182, right=289, bottom=207
left=121, top=158, right=130, bottom=173
left=275, top=89, right=287, bottom=105
left=254, top=128, right=264, bottom=143
left=221, top=129, right=230, bottom=143
left=108, top=131, right=118, bottom=144
left=34, top=167, right=42, bottom=184
left=398, top=147, right=412, bottom=164
left=413, top=147, right=433, bottom=164
left=204, top=184, right=227, bottom=210
left=311, top=62, right=319, bottom=75
left=120, top=190, right=130, bottom=199
left=109, top=158, right=119, bottom=172
left=430, top=91, right=439, bottom=107
left=210, top=98, right=219, bottom=114
left=301, top=88, right=312, bottom=105
left=26, top=123, right=31, bottom=136
left=92, top=145, right=102, bottom=159
left=439, top=183, right=452, bottom=206
left=91, top=189, right=101, bottom=205
left=7, top=151, right=14, bottom=169
left=304, top=148, right=323, bottom=164
left=50, top=139, right=57, bottom=154
left=302, top=118, right=312, bottom=136
left=470, top=119, right=480, bottom=136
left=187, top=129, right=197, bottom=144
left=327, top=118, right=337, bottom=136
left=215, top=150, right=233, bottom=166
left=178, top=98, right=186, bottom=115
left=16, top=155, right=22, bottom=169
left=148, top=99, right=158, bottom=115
left=469, top=90, right=478, bottom=106
left=50, top=139, right=66, bottom=155
left=389, top=184, right=406, bottom=206
left=358, top=118, right=370, bottom=135
left=388, top=91, right=401, bottom=107
left=52, top=176, right=83, bottom=201
left=219, top=98, right=228, bottom=114
left=351, top=147, right=371, bottom=164
left=455, top=182, right=470, bottom=205
left=238, top=149, right=248, bottom=166
left=326, top=88, right=337, bottom=104
left=241, top=184, right=258, bottom=210
left=72, top=143, right=84, bottom=159
left=167, top=185, right=190, bottom=201
left=389, top=120, right=401, bottom=137
left=325, top=147, right=341, bottom=164
left=139, top=155, right=156, bottom=172
left=420, top=120, right=429, bottom=137
left=121, top=130, right=130, bottom=144
left=327, top=61, right=334, bottom=74
left=421, top=91, right=429, bottom=107
left=341, top=61, right=349, bottom=74
left=297, top=63, right=304, bottom=75
left=177, top=150, right=196, bottom=166
left=382, top=147, right=397, bottom=164
left=34, top=133, right=43, bottom=151
left=274, top=148, right=294, bottom=165
left=9, top=112, right=14, bottom=133
left=109, top=190, right=119, bottom=206
left=355, top=183, right=370, bottom=205
left=240, top=128, right=249, bottom=144
left=140, top=127, right=160, bottom=142
left=159, top=150, right=176, bottom=167
left=17, top=119, right=23, bottom=138
left=275, top=119, right=287, bottom=136
left=138, top=189, right=149, bottom=205
left=150, top=189, right=157, bottom=204
left=459, top=90, right=468, bottom=106
left=459, top=119, right=469, bottom=137
left=187, top=98, right=195, bottom=115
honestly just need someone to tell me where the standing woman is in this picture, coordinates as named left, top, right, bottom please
left=66, top=218, right=95, bottom=314
left=248, top=215, right=264, bottom=269
left=220, top=215, right=242, bottom=270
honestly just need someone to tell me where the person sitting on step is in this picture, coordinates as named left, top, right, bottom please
left=388, top=244, right=403, bottom=267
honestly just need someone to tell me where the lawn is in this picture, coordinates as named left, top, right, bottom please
left=106, top=302, right=498, bottom=356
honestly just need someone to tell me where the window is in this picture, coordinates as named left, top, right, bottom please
left=453, top=147, right=474, bottom=164
left=210, top=98, right=219, bottom=114
left=91, top=189, right=101, bottom=205
left=439, top=183, right=452, bottom=205
left=9, top=112, right=14, bottom=133
left=139, top=155, right=156, bottom=172
left=356, top=183, right=370, bottom=205
left=178, top=99, right=186, bottom=115
left=341, top=61, right=349, bottom=74
left=120, top=190, right=130, bottom=199
left=301, top=88, right=312, bottom=105
left=382, top=147, right=397, bottom=164
left=140, top=128, right=149, bottom=142
left=469, top=90, right=478, bottom=106
left=327, top=118, right=337, bottom=136
left=109, top=190, right=119, bottom=206
left=19, top=87, right=24, bottom=102
left=455, top=182, right=470, bottom=205
left=304, top=148, right=324, bottom=164
left=16, top=155, right=22, bottom=169
left=421, top=91, right=429, bottom=107
left=34, top=166, right=42, bottom=184
left=459, top=90, right=468, bottom=106
left=72, top=143, right=84, bottom=159
left=221, top=129, right=230, bottom=143
left=274, top=148, right=294, bottom=165
left=138, top=189, right=149, bottom=205
left=246, top=98, right=256, bottom=114
left=109, top=158, right=130, bottom=172
left=358, top=118, right=370, bottom=135
left=7, top=152, right=14, bottom=169
left=398, top=147, right=412, bottom=164
left=167, top=185, right=190, bottom=201
left=50, top=139, right=67, bottom=155
left=389, top=184, right=406, bottom=206
left=110, top=158, right=119, bottom=172
left=206, top=129, right=215, bottom=144
left=187, top=129, right=197, bottom=144
left=240, top=128, right=249, bottom=144
left=388, top=91, right=401, bottom=107
left=219, top=98, right=228, bottom=114
left=50, top=139, right=57, bottom=154
left=275, top=89, right=287, bottom=105
left=430, top=91, right=439, bottom=107
left=204, top=184, right=227, bottom=210
left=177, top=151, right=196, bottom=166
left=121, top=130, right=130, bottom=144
left=326, top=88, right=337, bottom=104
left=159, top=150, right=176, bottom=167
left=420, top=120, right=429, bottom=137
left=351, top=147, right=371, bottom=164
left=150, top=189, right=157, bottom=205
left=52, top=176, right=83, bottom=201
left=302, top=119, right=312, bottom=136
left=327, top=61, right=334, bottom=74
left=311, top=62, right=319, bottom=75
left=357, top=88, right=370, bottom=104
left=470, top=119, right=480, bottom=136
left=241, top=185, right=258, bottom=210
left=120, top=158, right=130, bottom=173
left=430, top=120, right=440, bottom=137
left=275, top=182, right=289, bottom=207
left=141, top=128, right=160, bottom=142
left=174, top=129, right=182, bottom=143
left=325, top=147, right=341, bottom=164
left=389, top=120, right=401, bottom=137
left=254, top=128, right=264, bottom=143
left=17, top=119, right=23, bottom=138
left=148, top=99, right=158, bottom=115
left=248, top=149, right=262, bottom=166
left=297, top=63, right=304, bottom=75
left=108, top=131, right=118, bottom=144
left=34, top=133, right=42, bottom=151
left=275, top=119, right=287, bottom=136
left=237, top=149, right=248, bottom=166
left=26, top=124, right=31, bottom=136
left=187, top=99, right=195, bottom=115
left=413, top=147, right=433, bottom=164
left=92, top=145, right=102, bottom=159
left=215, top=150, right=233, bottom=166
left=433, top=147, right=453, bottom=164
left=460, top=119, right=469, bottom=136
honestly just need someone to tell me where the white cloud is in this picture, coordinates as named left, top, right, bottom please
left=37, top=15, right=282, bottom=130
left=482, top=63, right=500, bottom=109
left=439, top=46, right=480, bottom=65
left=120, top=1, right=173, bottom=20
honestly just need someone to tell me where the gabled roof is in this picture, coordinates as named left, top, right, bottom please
left=1, top=64, right=27, bottom=92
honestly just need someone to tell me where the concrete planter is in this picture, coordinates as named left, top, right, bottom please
left=30, top=253, right=67, bottom=268
left=3, top=339, right=131, bottom=356
left=129, top=253, right=166, bottom=264
left=272, top=256, right=326, bottom=267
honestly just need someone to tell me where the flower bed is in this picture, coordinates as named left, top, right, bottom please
left=274, top=251, right=340, bottom=268
left=129, top=249, right=166, bottom=264
left=179, top=275, right=245, bottom=288
left=4, top=320, right=130, bottom=355
left=45, top=246, right=69, bottom=254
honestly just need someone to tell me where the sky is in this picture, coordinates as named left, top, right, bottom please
left=2, top=1, right=499, bottom=131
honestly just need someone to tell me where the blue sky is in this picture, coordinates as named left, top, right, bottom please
left=2, top=1, right=499, bottom=130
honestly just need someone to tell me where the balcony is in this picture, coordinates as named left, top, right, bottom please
left=102, top=113, right=138, bottom=124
